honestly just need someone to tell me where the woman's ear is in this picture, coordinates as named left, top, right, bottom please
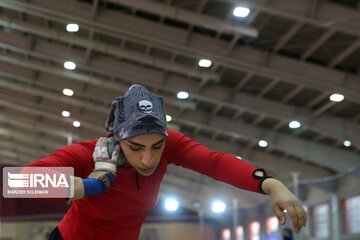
left=117, top=148, right=127, bottom=166
left=107, top=137, right=127, bottom=166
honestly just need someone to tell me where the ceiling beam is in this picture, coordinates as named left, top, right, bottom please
left=0, top=113, right=86, bottom=144
left=0, top=109, right=329, bottom=181
left=106, top=0, right=258, bottom=37
left=1, top=31, right=359, bottom=149
left=0, top=76, right=106, bottom=115
left=0, top=94, right=104, bottom=133
left=0, top=17, right=219, bottom=83
left=221, top=0, right=360, bottom=37
left=1, top=1, right=360, bottom=104
left=174, top=110, right=360, bottom=172
left=1, top=112, right=334, bottom=182
left=0, top=127, right=65, bottom=158
left=300, top=28, right=336, bottom=61
left=1, top=45, right=359, bottom=149
left=0, top=90, right=343, bottom=177
left=190, top=135, right=334, bottom=180
left=328, top=38, right=360, bottom=68
left=0, top=152, right=29, bottom=165
left=272, top=22, right=303, bottom=54
left=0, top=144, right=44, bottom=161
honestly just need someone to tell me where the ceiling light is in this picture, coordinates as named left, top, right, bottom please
left=212, top=201, right=226, bottom=213
left=62, top=111, right=70, bottom=117
left=258, top=140, right=268, bottom=148
left=164, top=199, right=179, bottom=211
left=343, top=140, right=351, bottom=147
left=329, top=93, right=344, bottom=102
left=177, top=91, right=189, bottom=100
left=166, top=114, right=172, bottom=122
left=233, top=7, right=250, bottom=17
left=63, top=88, right=74, bottom=96
left=289, top=120, right=301, bottom=129
left=198, top=59, right=212, bottom=68
left=64, top=61, right=76, bottom=70
left=66, top=23, right=79, bottom=32
left=73, top=121, right=81, bottom=128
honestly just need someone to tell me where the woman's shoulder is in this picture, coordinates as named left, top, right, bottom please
left=73, top=136, right=109, bottom=150
left=165, top=128, right=185, bottom=144
left=165, top=128, right=195, bottom=148
left=56, top=137, right=106, bottom=158
left=166, top=128, right=184, bottom=138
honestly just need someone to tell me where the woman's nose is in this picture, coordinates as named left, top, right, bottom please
left=141, top=150, right=153, bottom=167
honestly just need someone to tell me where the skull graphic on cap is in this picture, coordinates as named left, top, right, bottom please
left=138, top=100, right=153, bottom=113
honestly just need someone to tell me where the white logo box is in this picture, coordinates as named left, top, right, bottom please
left=3, top=167, right=74, bottom=198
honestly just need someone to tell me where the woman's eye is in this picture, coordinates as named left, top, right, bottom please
left=129, top=146, right=140, bottom=151
left=153, top=145, right=163, bottom=149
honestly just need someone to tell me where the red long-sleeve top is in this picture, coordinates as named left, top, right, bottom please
left=27, top=129, right=264, bottom=239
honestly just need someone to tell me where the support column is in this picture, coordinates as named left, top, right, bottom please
left=292, top=172, right=300, bottom=198
left=292, top=172, right=300, bottom=240
left=232, top=198, right=238, bottom=240
left=198, top=209, right=204, bottom=240
left=331, top=193, right=340, bottom=240
left=67, top=135, right=73, bottom=145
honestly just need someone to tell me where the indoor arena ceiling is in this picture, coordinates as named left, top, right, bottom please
left=0, top=0, right=359, bottom=213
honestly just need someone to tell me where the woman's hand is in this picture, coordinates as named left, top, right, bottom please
left=69, top=138, right=120, bottom=201
left=262, top=178, right=307, bottom=233
left=91, top=137, right=120, bottom=176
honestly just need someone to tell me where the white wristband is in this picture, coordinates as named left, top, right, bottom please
left=95, top=162, right=117, bottom=173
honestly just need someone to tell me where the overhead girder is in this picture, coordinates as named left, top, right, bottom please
left=0, top=151, right=29, bottom=165
left=0, top=1, right=360, bottom=104
left=0, top=0, right=358, bottom=184
left=0, top=137, right=59, bottom=159
left=0, top=95, right=104, bottom=133
left=0, top=0, right=358, bottom=217
left=0, top=143, right=45, bottom=162
left=2, top=50, right=360, bottom=169
left=0, top=97, right=348, bottom=209
left=1, top=71, right=359, bottom=173
left=221, top=0, right=360, bottom=37
left=0, top=31, right=359, bottom=148
left=106, top=0, right=259, bottom=37
left=0, top=113, right=86, bottom=144
left=0, top=128, right=64, bottom=159
left=172, top=110, right=359, bottom=172
left=0, top=88, right=338, bottom=179
left=189, top=135, right=334, bottom=180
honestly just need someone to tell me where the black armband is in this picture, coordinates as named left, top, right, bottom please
left=252, top=168, right=273, bottom=194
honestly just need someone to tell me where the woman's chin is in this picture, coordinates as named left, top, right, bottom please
left=137, top=167, right=155, bottom=176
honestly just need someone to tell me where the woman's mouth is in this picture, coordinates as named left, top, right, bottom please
left=141, top=167, right=154, bottom=173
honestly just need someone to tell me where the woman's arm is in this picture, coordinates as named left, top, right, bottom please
left=165, top=129, right=268, bottom=194
left=69, top=171, right=114, bottom=201
left=262, top=178, right=307, bottom=233
left=26, top=138, right=119, bottom=201
left=166, top=129, right=307, bottom=233
left=69, top=137, right=120, bottom=201
left=70, top=176, right=85, bottom=200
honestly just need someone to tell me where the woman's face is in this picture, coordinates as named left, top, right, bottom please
left=119, top=134, right=166, bottom=176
